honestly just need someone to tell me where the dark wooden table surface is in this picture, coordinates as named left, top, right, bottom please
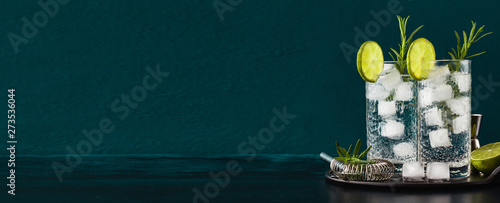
left=3, top=154, right=500, bottom=202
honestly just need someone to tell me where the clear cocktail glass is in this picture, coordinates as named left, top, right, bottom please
left=366, top=61, right=418, bottom=174
left=417, top=59, right=471, bottom=179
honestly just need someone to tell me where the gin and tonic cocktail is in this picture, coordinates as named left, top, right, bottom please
left=418, top=60, right=471, bottom=179
left=366, top=62, right=418, bottom=173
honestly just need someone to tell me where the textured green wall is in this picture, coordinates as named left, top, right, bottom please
left=1, top=0, right=499, bottom=155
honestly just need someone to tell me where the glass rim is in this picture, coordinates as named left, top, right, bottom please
left=431, top=59, right=471, bottom=62
left=382, top=59, right=471, bottom=63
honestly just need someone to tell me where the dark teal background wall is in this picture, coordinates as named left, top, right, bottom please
left=1, top=0, right=499, bottom=155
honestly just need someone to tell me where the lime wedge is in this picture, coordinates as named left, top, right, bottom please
left=407, top=38, right=436, bottom=80
left=471, top=142, right=500, bottom=174
left=356, top=41, right=384, bottom=83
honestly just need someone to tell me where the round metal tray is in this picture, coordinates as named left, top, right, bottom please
left=325, top=166, right=500, bottom=190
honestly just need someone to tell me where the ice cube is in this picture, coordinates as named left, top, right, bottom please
left=381, top=120, right=405, bottom=140
left=424, top=107, right=443, bottom=126
left=426, top=162, right=450, bottom=180
left=432, top=84, right=453, bottom=102
left=393, top=142, right=415, bottom=157
left=419, top=83, right=453, bottom=106
left=429, top=129, right=452, bottom=148
left=453, top=115, right=470, bottom=134
left=403, top=162, right=425, bottom=179
left=447, top=97, right=471, bottom=116
left=394, top=82, right=413, bottom=101
left=366, top=83, right=389, bottom=101
left=382, top=63, right=394, bottom=72
left=431, top=65, right=451, bottom=75
left=426, top=66, right=450, bottom=87
left=453, top=72, right=471, bottom=92
left=419, top=87, right=434, bottom=107
left=378, top=68, right=402, bottom=91
left=378, top=101, right=396, bottom=117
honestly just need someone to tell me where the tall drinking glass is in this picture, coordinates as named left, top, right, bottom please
left=366, top=61, right=418, bottom=173
left=418, top=60, right=471, bottom=179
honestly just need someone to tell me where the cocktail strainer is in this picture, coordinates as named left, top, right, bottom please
left=320, top=152, right=395, bottom=181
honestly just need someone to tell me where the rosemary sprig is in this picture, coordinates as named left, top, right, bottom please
left=448, top=21, right=492, bottom=59
left=389, top=15, right=424, bottom=73
left=335, top=139, right=374, bottom=164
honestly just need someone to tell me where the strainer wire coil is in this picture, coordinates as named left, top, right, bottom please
left=330, top=159, right=395, bottom=181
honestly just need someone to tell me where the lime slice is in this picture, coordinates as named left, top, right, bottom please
left=356, top=41, right=384, bottom=83
left=407, top=38, right=436, bottom=80
left=471, top=142, right=500, bottom=174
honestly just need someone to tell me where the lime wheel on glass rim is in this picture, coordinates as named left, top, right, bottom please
left=356, top=41, right=384, bottom=83
left=406, top=38, right=436, bottom=80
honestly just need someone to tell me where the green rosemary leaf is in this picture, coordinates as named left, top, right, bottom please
left=469, top=21, right=476, bottom=42
left=389, top=52, right=396, bottom=61
left=466, top=51, right=486, bottom=58
left=448, top=52, right=456, bottom=59
left=474, top=32, right=492, bottom=43
left=455, top=31, right=461, bottom=57
left=390, top=48, right=401, bottom=59
left=336, top=141, right=343, bottom=157
left=334, top=157, right=347, bottom=161
left=339, top=147, right=349, bottom=158
left=474, top=25, right=484, bottom=40
left=408, top=25, right=424, bottom=43
left=451, top=48, right=457, bottom=57
left=347, top=144, right=353, bottom=156
left=358, top=145, right=372, bottom=159
left=353, top=139, right=361, bottom=158
left=462, top=31, right=468, bottom=56
left=398, top=16, right=405, bottom=40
